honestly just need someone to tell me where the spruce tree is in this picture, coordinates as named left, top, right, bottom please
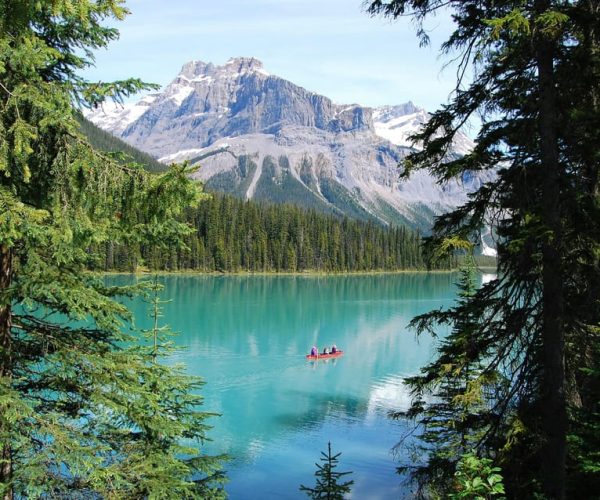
left=0, top=1, right=225, bottom=497
left=396, top=255, right=501, bottom=497
left=131, top=278, right=227, bottom=498
left=300, top=442, right=353, bottom=500
left=367, top=1, right=600, bottom=498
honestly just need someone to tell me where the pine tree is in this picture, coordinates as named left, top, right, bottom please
left=123, top=191, right=436, bottom=273
left=0, top=1, right=225, bottom=497
left=367, top=1, right=600, bottom=498
left=299, top=442, right=353, bottom=499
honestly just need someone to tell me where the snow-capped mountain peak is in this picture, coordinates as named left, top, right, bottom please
left=88, top=93, right=158, bottom=135
left=372, top=103, right=430, bottom=149
left=178, top=57, right=269, bottom=81
left=85, top=57, right=488, bottom=231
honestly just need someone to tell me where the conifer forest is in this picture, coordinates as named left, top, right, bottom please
left=98, top=193, right=451, bottom=273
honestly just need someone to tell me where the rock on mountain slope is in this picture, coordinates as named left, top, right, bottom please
left=86, top=57, right=489, bottom=231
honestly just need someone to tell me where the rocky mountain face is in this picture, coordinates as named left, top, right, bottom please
left=87, top=57, right=490, bottom=231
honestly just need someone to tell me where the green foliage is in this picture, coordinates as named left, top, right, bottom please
left=568, top=330, right=600, bottom=497
left=128, top=277, right=228, bottom=498
left=96, top=192, right=455, bottom=273
left=368, top=1, right=600, bottom=498
left=205, top=155, right=258, bottom=199
left=449, top=453, right=505, bottom=500
left=253, top=156, right=338, bottom=213
left=396, top=259, right=503, bottom=497
left=0, top=1, right=226, bottom=497
left=300, top=442, right=353, bottom=499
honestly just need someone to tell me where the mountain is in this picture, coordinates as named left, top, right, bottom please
left=86, top=57, right=491, bottom=231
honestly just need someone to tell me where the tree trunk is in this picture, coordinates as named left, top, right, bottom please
left=0, top=244, right=13, bottom=499
left=583, top=0, right=600, bottom=199
left=535, top=1, right=567, bottom=498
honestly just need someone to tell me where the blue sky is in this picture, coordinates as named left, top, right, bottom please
left=84, top=0, right=460, bottom=111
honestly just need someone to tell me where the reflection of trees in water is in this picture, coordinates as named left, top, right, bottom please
left=148, top=274, right=457, bottom=342
left=107, top=274, right=456, bottom=465
left=274, top=391, right=369, bottom=433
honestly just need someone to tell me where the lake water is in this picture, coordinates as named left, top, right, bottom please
left=116, top=273, right=467, bottom=499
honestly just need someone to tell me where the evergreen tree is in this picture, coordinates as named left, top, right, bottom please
left=130, top=278, right=227, bottom=498
left=77, top=115, right=166, bottom=173
left=367, top=1, right=600, bottom=498
left=299, top=442, right=353, bottom=499
left=0, top=1, right=225, bottom=497
left=112, top=192, right=451, bottom=274
left=396, top=255, right=501, bottom=497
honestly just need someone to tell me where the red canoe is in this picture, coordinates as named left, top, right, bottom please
left=306, top=350, right=344, bottom=360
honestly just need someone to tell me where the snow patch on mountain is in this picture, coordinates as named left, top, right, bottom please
left=481, top=227, right=498, bottom=257
left=245, top=155, right=263, bottom=200
left=159, top=148, right=208, bottom=163
left=90, top=94, right=157, bottom=135
left=166, top=84, right=194, bottom=106
left=372, top=102, right=475, bottom=155
left=372, top=103, right=429, bottom=149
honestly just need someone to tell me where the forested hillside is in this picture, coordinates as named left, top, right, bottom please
left=96, top=193, right=456, bottom=272
left=76, top=116, right=461, bottom=273
left=77, top=115, right=166, bottom=173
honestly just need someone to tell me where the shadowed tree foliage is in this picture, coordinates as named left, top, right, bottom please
left=394, top=256, right=503, bottom=497
left=0, top=1, right=226, bottom=497
left=368, top=1, right=600, bottom=498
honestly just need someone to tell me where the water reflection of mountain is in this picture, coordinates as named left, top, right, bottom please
left=161, top=274, right=455, bottom=338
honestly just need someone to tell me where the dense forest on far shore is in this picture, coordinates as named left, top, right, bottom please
left=95, top=193, right=469, bottom=273
left=77, top=115, right=491, bottom=274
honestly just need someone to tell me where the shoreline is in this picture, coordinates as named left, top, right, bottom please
left=96, top=266, right=498, bottom=277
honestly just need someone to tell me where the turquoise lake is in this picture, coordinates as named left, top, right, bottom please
left=114, top=273, right=481, bottom=499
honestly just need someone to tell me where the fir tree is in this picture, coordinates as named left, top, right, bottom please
left=300, top=442, right=353, bottom=500
left=129, top=277, right=228, bottom=498
left=367, top=1, right=600, bottom=498
left=396, top=255, right=501, bottom=497
left=109, top=192, right=459, bottom=274
left=0, top=1, right=225, bottom=497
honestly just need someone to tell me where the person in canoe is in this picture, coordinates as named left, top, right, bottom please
left=310, top=345, right=318, bottom=356
left=331, top=344, right=337, bottom=353
left=323, top=347, right=330, bottom=355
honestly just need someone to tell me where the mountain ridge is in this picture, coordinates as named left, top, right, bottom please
left=86, top=57, right=490, bottom=232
